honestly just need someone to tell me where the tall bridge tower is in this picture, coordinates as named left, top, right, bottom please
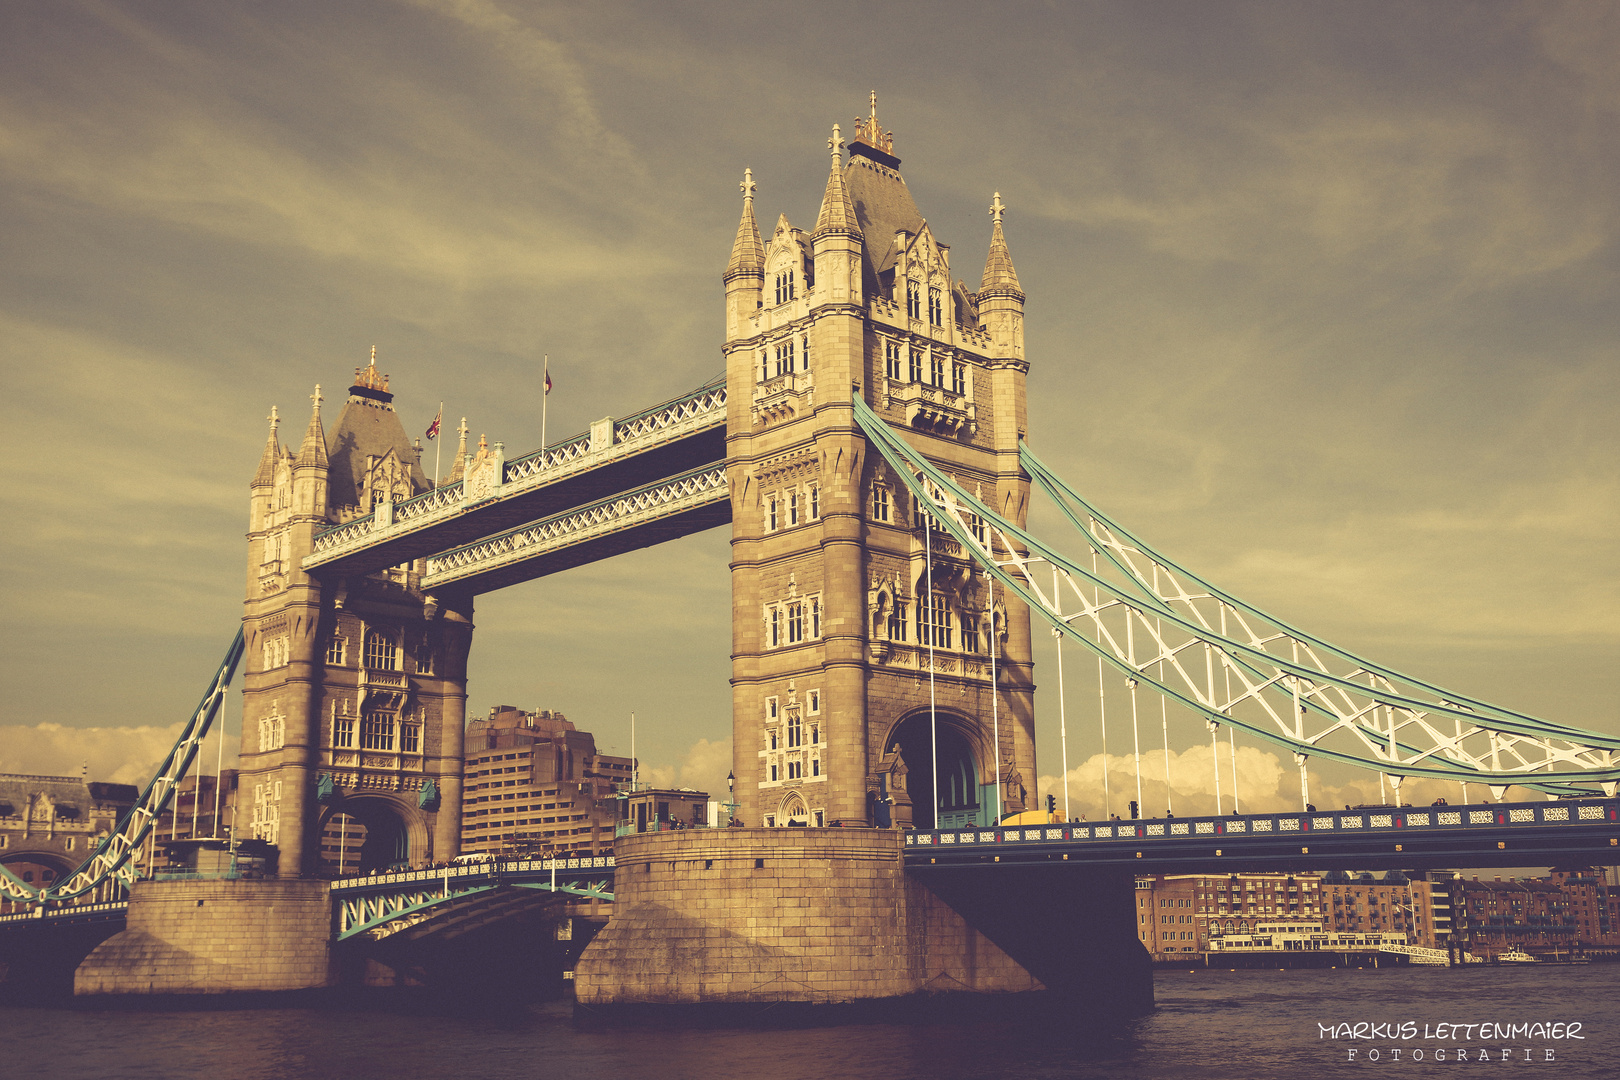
left=724, top=98, right=1037, bottom=830
left=239, top=362, right=471, bottom=876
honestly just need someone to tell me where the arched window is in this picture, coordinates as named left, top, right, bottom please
left=364, top=631, right=398, bottom=671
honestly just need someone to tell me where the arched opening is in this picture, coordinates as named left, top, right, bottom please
left=887, top=712, right=982, bottom=830
left=778, top=792, right=808, bottom=827
left=319, top=798, right=409, bottom=875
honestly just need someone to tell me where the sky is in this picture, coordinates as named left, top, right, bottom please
left=0, top=1, right=1615, bottom=830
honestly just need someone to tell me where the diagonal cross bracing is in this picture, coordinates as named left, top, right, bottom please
left=302, top=379, right=726, bottom=579
left=851, top=396, right=1620, bottom=796
left=421, top=465, right=730, bottom=595
left=0, top=631, right=246, bottom=907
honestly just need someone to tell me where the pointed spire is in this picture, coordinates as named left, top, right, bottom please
left=448, top=417, right=469, bottom=482
left=980, top=192, right=1023, bottom=295
left=252, top=405, right=281, bottom=487
left=814, top=124, right=861, bottom=239
left=725, top=168, right=765, bottom=281
left=296, top=384, right=328, bottom=469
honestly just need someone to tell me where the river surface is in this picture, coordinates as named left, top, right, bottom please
left=3, top=965, right=1615, bottom=1079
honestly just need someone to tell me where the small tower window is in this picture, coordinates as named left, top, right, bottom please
left=788, top=491, right=800, bottom=526
left=809, top=484, right=820, bottom=519
left=802, top=334, right=811, bottom=371
left=952, top=362, right=966, bottom=395
left=887, top=600, right=909, bottom=642
left=364, top=631, right=398, bottom=671
left=360, top=713, right=395, bottom=751
left=907, top=281, right=922, bottom=320
left=325, top=634, right=346, bottom=666
left=884, top=340, right=902, bottom=381
left=928, top=286, right=943, bottom=326
left=930, top=354, right=945, bottom=387
left=908, top=349, right=923, bottom=383
left=786, top=602, right=804, bottom=643
left=767, top=496, right=779, bottom=532
left=811, top=597, right=821, bottom=638
left=775, top=269, right=796, bottom=306
left=871, top=484, right=891, bottom=523
left=787, top=714, right=803, bottom=748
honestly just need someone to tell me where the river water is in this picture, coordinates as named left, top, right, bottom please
left=3, top=965, right=1615, bottom=1079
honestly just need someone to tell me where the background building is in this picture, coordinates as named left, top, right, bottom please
left=458, top=706, right=634, bottom=858
left=0, top=773, right=138, bottom=911
left=1455, top=869, right=1618, bottom=959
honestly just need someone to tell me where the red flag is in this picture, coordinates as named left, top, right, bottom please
left=426, top=411, right=441, bottom=440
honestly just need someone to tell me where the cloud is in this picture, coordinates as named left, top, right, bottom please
left=0, top=721, right=239, bottom=788
left=1037, top=739, right=1535, bottom=821
left=634, top=736, right=732, bottom=803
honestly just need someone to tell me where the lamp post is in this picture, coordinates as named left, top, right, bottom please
left=725, top=771, right=738, bottom=826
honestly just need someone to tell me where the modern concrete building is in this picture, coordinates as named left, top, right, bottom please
left=458, top=705, right=633, bottom=858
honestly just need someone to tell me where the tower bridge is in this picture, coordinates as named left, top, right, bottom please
left=3, top=97, right=1617, bottom=1012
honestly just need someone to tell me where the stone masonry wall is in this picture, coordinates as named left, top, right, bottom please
left=75, top=878, right=334, bottom=995
left=573, top=828, right=1039, bottom=1005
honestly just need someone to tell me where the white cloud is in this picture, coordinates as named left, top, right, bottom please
left=0, top=722, right=238, bottom=788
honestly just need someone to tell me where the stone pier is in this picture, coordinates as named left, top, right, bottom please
left=575, top=828, right=1043, bottom=1008
left=75, top=878, right=335, bottom=996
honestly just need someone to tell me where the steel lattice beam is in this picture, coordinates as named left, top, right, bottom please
left=851, top=396, right=1620, bottom=797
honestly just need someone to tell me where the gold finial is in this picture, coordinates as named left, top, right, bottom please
left=990, top=192, right=1006, bottom=225
left=352, top=347, right=390, bottom=392
left=310, top=384, right=323, bottom=411
left=853, top=91, right=894, bottom=155
left=740, top=168, right=756, bottom=202
left=828, top=124, right=844, bottom=167
left=267, top=405, right=280, bottom=432
left=478, top=433, right=488, bottom=453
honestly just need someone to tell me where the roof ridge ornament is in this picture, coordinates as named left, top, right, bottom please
left=740, top=167, right=756, bottom=204
left=828, top=124, right=844, bottom=168
left=990, top=192, right=1006, bottom=226
left=852, top=91, right=894, bottom=156
left=352, top=346, right=391, bottom=393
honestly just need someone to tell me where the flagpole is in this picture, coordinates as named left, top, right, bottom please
left=542, top=355, right=549, bottom=466
left=434, top=401, right=443, bottom=486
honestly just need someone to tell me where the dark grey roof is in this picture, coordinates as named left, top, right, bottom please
left=846, top=157, right=924, bottom=283
left=326, top=396, right=429, bottom=511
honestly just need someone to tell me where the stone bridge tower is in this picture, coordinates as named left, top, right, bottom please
left=239, top=359, right=472, bottom=876
left=724, top=98, right=1037, bottom=830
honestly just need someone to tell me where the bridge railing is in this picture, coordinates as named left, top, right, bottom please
left=328, top=854, right=615, bottom=895
left=422, top=464, right=727, bottom=587
left=307, top=378, right=726, bottom=566
left=904, top=798, right=1620, bottom=861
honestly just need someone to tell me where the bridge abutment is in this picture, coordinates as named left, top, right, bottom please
left=74, top=879, right=335, bottom=996
left=575, top=828, right=1149, bottom=1015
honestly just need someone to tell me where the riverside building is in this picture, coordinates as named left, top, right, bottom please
left=458, top=706, right=634, bottom=858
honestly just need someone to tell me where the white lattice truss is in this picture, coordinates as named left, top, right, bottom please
left=306, top=378, right=726, bottom=565
left=851, top=396, right=1620, bottom=798
left=422, top=465, right=727, bottom=589
left=0, top=630, right=245, bottom=907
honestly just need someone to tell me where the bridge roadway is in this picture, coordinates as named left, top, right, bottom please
left=302, top=379, right=726, bottom=583
left=5, top=799, right=1615, bottom=942
left=906, top=797, right=1620, bottom=874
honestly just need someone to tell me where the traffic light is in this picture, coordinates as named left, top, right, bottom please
left=1046, top=794, right=1056, bottom=816
left=1129, top=799, right=1139, bottom=819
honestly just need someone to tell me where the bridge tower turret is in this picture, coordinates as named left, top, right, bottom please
left=240, top=357, right=472, bottom=877
left=724, top=98, right=1037, bottom=831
